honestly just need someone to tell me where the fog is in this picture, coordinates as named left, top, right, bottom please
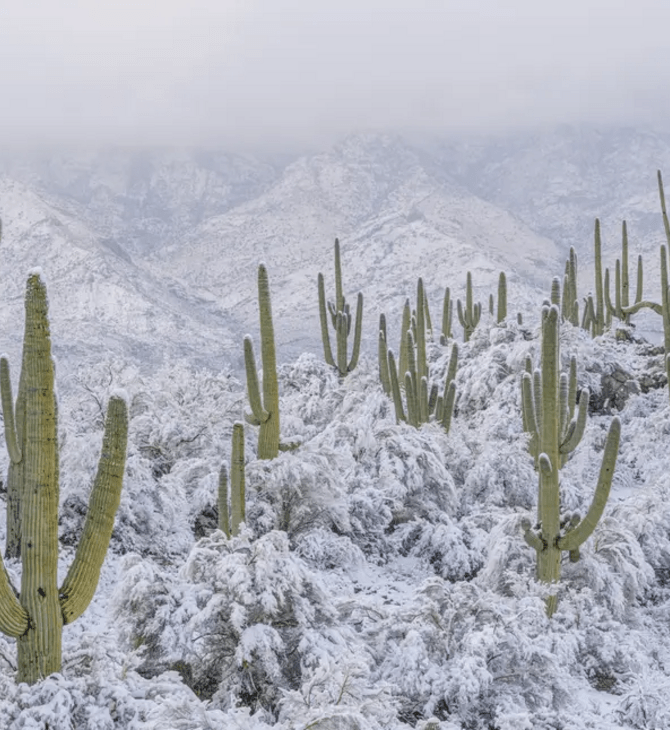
left=1, top=0, right=669, bottom=150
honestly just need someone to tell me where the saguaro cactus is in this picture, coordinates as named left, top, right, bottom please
left=456, top=271, right=481, bottom=342
left=440, top=287, right=453, bottom=344
left=496, top=271, right=507, bottom=324
left=0, top=272, right=128, bottom=684
left=561, top=247, right=579, bottom=326
left=245, top=264, right=280, bottom=460
left=219, top=422, right=245, bottom=538
left=592, top=219, right=606, bottom=336
left=245, top=264, right=297, bottom=459
left=317, top=239, right=363, bottom=377
left=520, top=302, right=620, bottom=616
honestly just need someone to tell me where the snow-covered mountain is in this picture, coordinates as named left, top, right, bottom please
left=3, top=125, right=670, bottom=372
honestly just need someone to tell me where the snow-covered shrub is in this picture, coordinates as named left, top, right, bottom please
left=246, top=445, right=350, bottom=540
left=59, top=359, right=242, bottom=557
left=117, top=529, right=339, bottom=718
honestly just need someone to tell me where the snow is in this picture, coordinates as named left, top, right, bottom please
left=3, top=126, right=670, bottom=727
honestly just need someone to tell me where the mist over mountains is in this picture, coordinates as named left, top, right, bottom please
left=1, top=124, right=669, bottom=373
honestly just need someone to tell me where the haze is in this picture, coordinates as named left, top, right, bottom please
left=1, top=0, right=668, bottom=150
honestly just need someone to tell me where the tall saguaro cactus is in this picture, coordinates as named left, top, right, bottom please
left=0, top=272, right=128, bottom=684
left=520, top=302, right=620, bottom=616
left=317, top=239, right=363, bottom=377
left=245, top=263, right=291, bottom=460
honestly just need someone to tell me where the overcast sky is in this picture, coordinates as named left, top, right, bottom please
left=1, top=0, right=668, bottom=150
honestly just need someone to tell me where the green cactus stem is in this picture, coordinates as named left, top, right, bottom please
left=378, top=314, right=391, bottom=395
left=317, top=239, right=363, bottom=377
left=456, top=271, right=481, bottom=342
left=496, top=271, right=507, bottom=324
left=440, top=287, right=453, bottom=344
left=592, top=219, right=606, bottom=336
left=657, top=172, right=670, bottom=360
left=219, top=423, right=245, bottom=538
left=245, top=264, right=282, bottom=460
left=398, top=298, right=411, bottom=380
left=0, top=273, right=128, bottom=684
left=520, top=302, right=620, bottom=616
left=1, top=357, right=23, bottom=559
left=561, top=247, right=579, bottom=326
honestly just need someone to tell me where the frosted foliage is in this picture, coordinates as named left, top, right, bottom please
left=7, top=280, right=670, bottom=729
left=122, top=530, right=340, bottom=715
left=58, top=358, right=242, bottom=556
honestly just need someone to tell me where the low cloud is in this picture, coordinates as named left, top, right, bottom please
left=1, top=0, right=668, bottom=150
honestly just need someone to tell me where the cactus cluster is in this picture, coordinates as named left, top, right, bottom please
left=381, top=279, right=457, bottom=431
left=0, top=273, right=128, bottom=684
left=457, top=271, right=481, bottom=342
left=318, top=238, right=363, bottom=377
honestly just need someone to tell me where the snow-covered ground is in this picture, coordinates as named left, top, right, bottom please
left=2, top=304, right=670, bottom=728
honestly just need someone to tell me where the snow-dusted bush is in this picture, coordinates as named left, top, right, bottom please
left=59, top=358, right=242, bottom=557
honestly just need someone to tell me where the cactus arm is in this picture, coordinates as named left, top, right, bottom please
left=559, top=388, right=589, bottom=454
left=521, top=373, right=537, bottom=434
left=347, top=293, right=363, bottom=372
left=441, top=381, right=456, bottom=433
left=416, top=279, right=427, bottom=382
left=378, top=318, right=391, bottom=395
left=418, top=377, right=429, bottom=424
left=456, top=299, right=466, bottom=330
left=387, top=351, right=406, bottom=423
left=594, top=219, right=605, bottom=335
left=2, top=355, right=24, bottom=559
left=658, top=171, right=670, bottom=245
left=0, top=561, right=28, bottom=637
left=398, top=299, right=411, bottom=378
left=446, top=343, right=458, bottom=389
left=59, top=396, right=128, bottom=626
left=635, top=254, right=643, bottom=305
left=489, top=293, right=494, bottom=315
left=521, top=517, right=544, bottom=552
left=243, top=336, right=269, bottom=425
left=621, top=222, right=630, bottom=310
left=218, top=463, right=230, bottom=538
left=0, top=358, right=21, bottom=463
left=466, top=271, right=473, bottom=320
left=230, top=423, right=245, bottom=537
left=427, top=383, right=438, bottom=416
left=405, top=372, right=419, bottom=427
left=532, top=369, right=543, bottom=433
left=334, top=238, right=344, bottom=312
left=604, top=268, right=616, bottom=318
left=423, top=287, right=433, bottom=334
left=558, top=417, right=621, bottom=551
left=335, top=312, right=348, bottom=375
left=441, top=287, right=452, bottom=344
left=662, top=247, right=670, bottom=355
left=567, top=357, right=578, bottom=422
left=317, top=273, right=335, bottom=367
left=621, top=299, right=663, bottom=316
left=559, top=373, right=569, bottom=438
